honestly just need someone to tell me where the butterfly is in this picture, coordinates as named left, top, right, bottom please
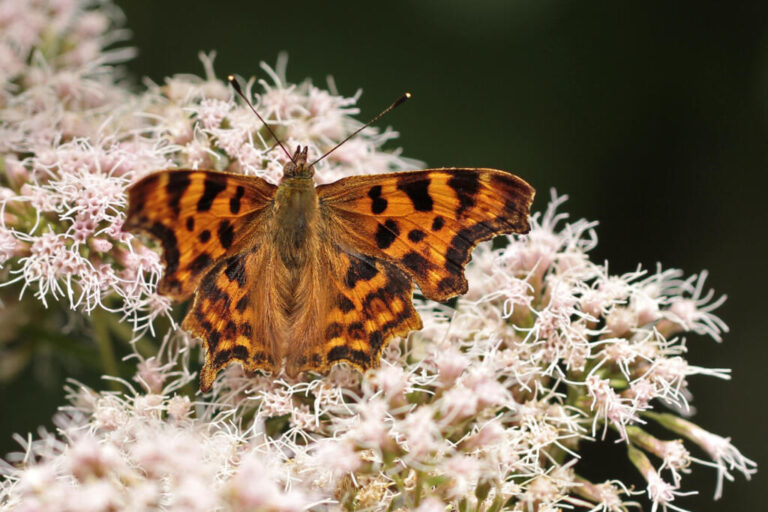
left=124, top=85, right=534, bottom=392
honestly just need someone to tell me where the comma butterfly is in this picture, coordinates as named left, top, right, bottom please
left=124, top=77, right=535, bottom=391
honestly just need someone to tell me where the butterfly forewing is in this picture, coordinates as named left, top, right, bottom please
left=125, top=170, right=276, bottom=299
left=318, top=168, right=535, bottom=301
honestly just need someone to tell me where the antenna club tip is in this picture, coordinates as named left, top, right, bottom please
left=405, top=92, right=412, bottom=99
left=227, top=74, right=243, bottom=93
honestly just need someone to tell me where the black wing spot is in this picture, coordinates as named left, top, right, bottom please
left=327, top=345, right=369, bottom=365
left=347, top=322, right=365, bottom=340
left=189, top=253, right=212, bottom=273
left=213, top=347, right=231, bottom=367
left=437, top=276, right=463, bottom=295
left=199, top=263, right=230, bottom=304
left=369, top=331, right=384, bottom=352
left=197, top=177, right=226, bottom=212
left=345, top=255, right=379, bottom=289
left=326, top=322, right=344, bottom=340
left=431, top=216, right=445, bottom=231
left=218, top=220, right=235, bottom=250
left=199, top=229, right=211, bottom=243
left=232, top=345, right=249, bottom=360
left=230, top=185, right=245, bottom=214
left=224, top=253, right=247, bottom=286
left=149, top=222, right=180, bottom=274
left=397, top=178, right=433, bottom=211
left=368, top=185, right=388, bottom=214
left=186, top=216, right=195, bottom=231
left=235, top=296, right=249, bottom=312
left=375, top=219, right=400, bottom=249
left=167, top=172, right=191, bottom=216
left=447, top=172, right=480, bottom=216
left=338, top=295, right=355, bottom=313
left=408, top=229, right=426, bottom=243
left=208, top=332, right=222, bottom=354
left=222, top=320, right=238, bottom=338
left=402, top=251, right=430, bottom=278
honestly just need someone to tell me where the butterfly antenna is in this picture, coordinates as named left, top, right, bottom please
left=310, top=92, right=412, bottom=166
left=227, top=74, right=294, bottom=162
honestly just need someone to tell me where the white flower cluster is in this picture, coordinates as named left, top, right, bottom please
left=1, top=387, right=315, bottom=512
left=0, top=194, right=755, bottom=511
left=0, top=1, right=755, bottom=511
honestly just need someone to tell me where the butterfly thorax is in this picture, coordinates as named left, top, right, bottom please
left=273, top=146, right=319, bottom=268
left=273, top=175, right=318, bottom=265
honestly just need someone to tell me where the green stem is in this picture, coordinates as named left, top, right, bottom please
left=413, top=470, right=424, bottom=507
left=91, top=309, right=121, bottom=391
left=105, top=310, right=157, bottom=358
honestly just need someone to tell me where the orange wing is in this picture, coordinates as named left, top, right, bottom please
left=124, top=170, right=276, bottom=299
left=181, top=249, right=279, bottom=392
left=318, top=168, right=535, bottom=301
left=284, top=242, right=422, bottom=377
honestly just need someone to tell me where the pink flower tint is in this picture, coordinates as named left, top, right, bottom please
left=67, top=437, right=124, bottom=482
left=170, top=475, right=219, bottom=512
left=656, top=415, right=758, bottom=500
left=628, top=377, right=658, bottom=409
left=311, top=438, right=361, bottom=474
left=227, top=453, right=311, bottom=512
left=586, top=374, right=639, bottom=440
left=658, top=271, right=728, bottom=342
left=464, top=365, right=510, bottom=408
left=465, top=419, right=505, bottom=449
left=369, top=363, right=410, bottom=403
left=395, top=405, right=442, bottom=459
left=574, top=478, right=634, bottom=512
left=646, top=471, right=695, bottom=512
left=92, top=396, right=129, bottom=431
left=0, top=226, right=20, bottom=265
left=442, top=454, right=480, bottom=499
left=604, top=307, right=638, bottom=338
left=415, top=497, right=448, bottom=512
left=195, top=98, right=231, bottom=129
left=135, top=357, right=167, bottom=393
left=432, top=346, right=470, bottom=387
left=349, top=397, right=392, bottom=450
left=440, top=385, right=479, bottom=422
left=659, top=440, right=692, bottom=481
left=166, top=395, right=192, bottom=421
left=88, top=237, right=112, bottom=253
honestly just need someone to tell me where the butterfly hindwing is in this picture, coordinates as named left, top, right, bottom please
left=181, top=249, right=277, bottom=392
left=125, top=170, right=276, bottom=299
left=284, top=243, right=422, bottom=376
left=318, top=168, right=535, bottom=301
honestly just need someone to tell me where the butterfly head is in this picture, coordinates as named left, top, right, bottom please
left=282, top=146, right=314, bottom=179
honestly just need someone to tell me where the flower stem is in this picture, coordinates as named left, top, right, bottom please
left=91, top=309, right=121, bottom=391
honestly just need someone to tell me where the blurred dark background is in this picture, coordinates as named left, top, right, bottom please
left=2, top=1, right=765, bottom=509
